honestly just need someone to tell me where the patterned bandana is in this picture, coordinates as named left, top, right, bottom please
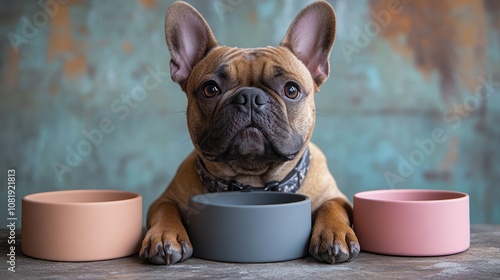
left=196, top=148, right=310, bottom=193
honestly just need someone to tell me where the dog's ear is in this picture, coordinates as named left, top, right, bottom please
left=280, top=1, right=336, bottom=87
left=165, top=1, right=218, bottom=88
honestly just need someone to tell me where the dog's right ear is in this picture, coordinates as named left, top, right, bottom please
left=165, top=1, right=218, bottom=89
left=280, top=1, right=336, bottom=88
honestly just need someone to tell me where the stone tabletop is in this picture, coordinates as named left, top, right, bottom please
left=1, top=225, right=499, bottom=279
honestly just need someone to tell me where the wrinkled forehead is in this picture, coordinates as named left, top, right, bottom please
left=187, top=46, right=314, bottom=90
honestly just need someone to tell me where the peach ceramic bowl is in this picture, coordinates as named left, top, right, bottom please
left=22, top=190, right=142, bottom=262
left=353, top=189, right=469, bottom=256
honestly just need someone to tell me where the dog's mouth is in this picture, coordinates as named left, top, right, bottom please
left=229, top=126, right=267, bottom=157
left=199, top=125, right=301, bottom=162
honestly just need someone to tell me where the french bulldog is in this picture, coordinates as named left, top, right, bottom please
left=140, top=0, right=360, bottom=264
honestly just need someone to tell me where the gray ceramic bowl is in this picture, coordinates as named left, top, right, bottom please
left=186, top=192, right=311, bottom=263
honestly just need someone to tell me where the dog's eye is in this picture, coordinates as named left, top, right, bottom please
left=283, top=82, right=300, bottom=99
left=202, top=82, right=220, bottom=98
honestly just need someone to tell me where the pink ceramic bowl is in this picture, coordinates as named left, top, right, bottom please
left=353, top=189, right=469, bottom=256
left=22, top=190, right=142, bottom=261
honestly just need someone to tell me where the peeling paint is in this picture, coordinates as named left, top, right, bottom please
left=369, top=0, right=488, bottom=104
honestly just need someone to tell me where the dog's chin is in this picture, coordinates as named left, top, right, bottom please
left=232, top=127, right=266, bottom=157
left=200, top=127, right=299, bottom=163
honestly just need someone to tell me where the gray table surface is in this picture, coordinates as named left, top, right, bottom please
left=1, top=225, right=499, bottom=279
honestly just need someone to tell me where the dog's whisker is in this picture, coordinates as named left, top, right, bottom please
left=172, top=137, right=192, bottom=150
left=315, top=111, right=334, bottom=118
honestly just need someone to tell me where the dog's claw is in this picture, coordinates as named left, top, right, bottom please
left=181, top=240, right=193, bottom=261
left=164, top=242, right=173, bottom=255
left=349, top=241, right=360, bottom=259
left=320, top=249, right=332, bottom=263
left=312, top=244, right=319, bottom=256
left=164, top=242, right=182, bottom=265
left=149, top=255, right=165, bottom=265
left=157, top=244, right=165, bottom=257
left=334, top=242, right=349, bottom=263
left=140, top=246, right=149, bottom=259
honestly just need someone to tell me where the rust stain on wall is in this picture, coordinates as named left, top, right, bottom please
left=47, top=4, right=87, bottom=78
left=140, top=0, right=157, bottom=9
left=47, top=5, right=72, bottom=61
left=247, top=11, right=257, bottom=23
left=64, top=53, right=87, bottom=77
left=369, top=0, right=488, bottom=104
left=4, top=48, right=20, bottom=89
left=122, top=41, right=134, bottom=54
left=440, top=136, right=458, bottom=170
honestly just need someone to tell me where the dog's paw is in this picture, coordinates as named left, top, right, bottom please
left=309, top=222, right=360, bottom=264
left=139, top=226, right=193, bottom=265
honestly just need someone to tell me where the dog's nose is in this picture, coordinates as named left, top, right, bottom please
left=232, top=88, right=269, bottom=111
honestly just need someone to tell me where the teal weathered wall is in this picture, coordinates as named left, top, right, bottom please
left=1, top=0, right=499, bottom=225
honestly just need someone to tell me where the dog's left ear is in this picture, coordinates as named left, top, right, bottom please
left=281, top=1, right=336, bottom=87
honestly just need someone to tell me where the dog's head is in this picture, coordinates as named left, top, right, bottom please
left=165, top=1, right=336, bottom=173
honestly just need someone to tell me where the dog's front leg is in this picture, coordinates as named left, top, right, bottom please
left=140, top=201, right=193, bottom=265
left=309, top=198, right=360, bottom=263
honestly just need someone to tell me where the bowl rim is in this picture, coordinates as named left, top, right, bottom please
left=189, top=192, right=310, bottom=209
left=22, top=189, right=141, bottom=207
left=354, top=189, right=468, bottom=204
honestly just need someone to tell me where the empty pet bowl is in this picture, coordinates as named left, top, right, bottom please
left=186, top=192, right=311, bottom=263
left=22, top=190, right=142, bottom=261
left=353, top=189, right=469, bottom=256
